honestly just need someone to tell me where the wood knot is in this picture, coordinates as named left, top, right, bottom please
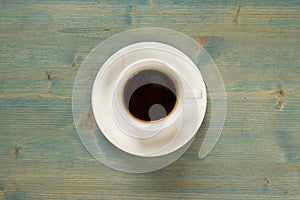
left=234, top=5, right=242, bottom=24
left=269, top=85, right=286, bottom=110
left=275, top=87, right=285, bottom=110
left=12, top=146, right=21, bottom=158
left=264, top=177, right=270, bottom=185
left=71, top=55, right=79, bottom=67
left=47, top=71, right=52, bottom=80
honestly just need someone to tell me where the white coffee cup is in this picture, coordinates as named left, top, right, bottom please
left=92, top=42, right=206, bottom=157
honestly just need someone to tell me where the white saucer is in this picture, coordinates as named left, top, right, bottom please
left=92, top=42, right=207, bottom=157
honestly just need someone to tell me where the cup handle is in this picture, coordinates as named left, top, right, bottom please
left=186, top=90, right=203, bottom=99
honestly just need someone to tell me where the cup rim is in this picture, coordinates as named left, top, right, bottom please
left=113, top=58, right=184, bottom=139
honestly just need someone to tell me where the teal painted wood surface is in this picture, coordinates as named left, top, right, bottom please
left=1, top=0, right=299, bottom=199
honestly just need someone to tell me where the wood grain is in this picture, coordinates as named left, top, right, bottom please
left=1, top=0, right=299, bottom=199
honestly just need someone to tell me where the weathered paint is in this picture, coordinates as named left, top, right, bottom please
left=0, top=0, right=299, bottom=199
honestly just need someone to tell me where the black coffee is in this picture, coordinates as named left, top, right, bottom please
left=123, top=70, right=177, bottom=122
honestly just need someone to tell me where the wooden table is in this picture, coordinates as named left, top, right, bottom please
left=1, top=1, right=299, bottom=199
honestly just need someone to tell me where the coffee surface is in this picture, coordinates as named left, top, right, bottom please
left=123, top=70, right=177, bottom=122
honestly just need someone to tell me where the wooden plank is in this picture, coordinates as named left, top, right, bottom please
left=1, top=0, right=299, bottom=199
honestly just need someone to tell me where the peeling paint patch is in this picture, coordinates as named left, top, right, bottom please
left=198, top=36, right=209, bottom=46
